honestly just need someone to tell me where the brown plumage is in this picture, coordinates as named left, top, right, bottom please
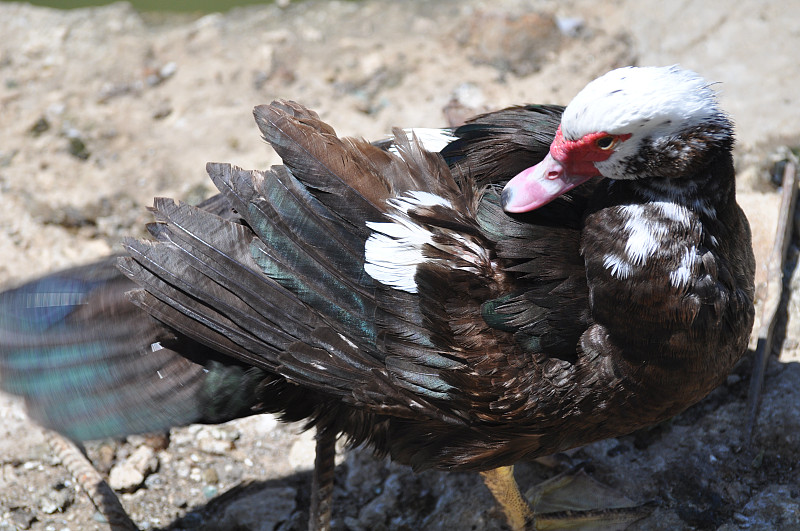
left=0, top=66, right=755, bottom=530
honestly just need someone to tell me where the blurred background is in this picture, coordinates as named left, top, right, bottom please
left=9, top=0, right=286, bottom=11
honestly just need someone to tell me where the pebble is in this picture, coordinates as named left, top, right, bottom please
left=198, top=437, right=234, bottom=455
left=39, top=488, right=73, bottom=514
left=170, top=424, right=204, bottom=447
left=8, top=508, right=35, bottom=529
left=202, top=467, right=219, bottom=484
left=108, top=446, right=159, bottom=493
left=144, top=473, right=164, bottom=489
left=555, top=16, right=584, bottom=37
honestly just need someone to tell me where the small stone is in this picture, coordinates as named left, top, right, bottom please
left=146, top=62, right=177, bottom=86
left=9, top=508, right=36, bottom=529
left=171, top=495, right=189, bottom=509
left=555, top=16, right=584, bottom=37
left=170, top=424, right=203, bottom=447
left=152, top=104, right=172, bottom=120
left=741, top=484, right=800, bottom=527
left=89, top=441, right=117, bottom=474
left=233, top=414, right=278, bottom=438
left=198, top=437, right=234, bottom=455
left=109, top=446, right=159, bottom=492
left=66, top=136, right=90, bottom=161
left=127, top=445, right=159, bottom=474
left=159, top=62, right=177, bottom=80
left=203, top=467, right=219, bottom=484
left=109, top=466, right=144, bottom=493
left=144, top=473, right=164, bottom=489
left=28, top=117, right=50, bottom=137
left=22, top=460, right=42, bottom=470
left=39, top=487, right=73, bottom=514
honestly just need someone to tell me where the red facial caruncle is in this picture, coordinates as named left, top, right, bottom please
left=501, top=126, right=632, bottom=213
left=550, top=126, right=632, bottom=176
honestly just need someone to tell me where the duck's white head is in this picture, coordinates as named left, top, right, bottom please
left=501, top=66, right=733, bottom=213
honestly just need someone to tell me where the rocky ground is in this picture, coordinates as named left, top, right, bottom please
left=1, top=1, right=800, bottom=530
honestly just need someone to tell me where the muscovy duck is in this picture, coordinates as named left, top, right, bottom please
left=0, top=66, right=755, bottom=530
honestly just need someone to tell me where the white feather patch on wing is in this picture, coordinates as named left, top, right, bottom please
left=364, top=192, right=451, bottom=294
left=364, top=216, right=431, bottom=294
left=364, top=191, right=487, bottom=293
left=388, top=128, right=457, bottom=155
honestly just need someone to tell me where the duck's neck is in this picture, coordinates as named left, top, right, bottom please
left=580, top=151, right=752, bottom=370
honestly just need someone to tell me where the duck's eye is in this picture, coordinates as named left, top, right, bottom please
left=595, top=135, right=617, bottom=150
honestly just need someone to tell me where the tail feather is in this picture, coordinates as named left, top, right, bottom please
left=224, top=164, right=367, bottom=271
left=209, top=162, right=385, bottom=350
left=121, top=197, right=378, bottom=388
left=254, top=102, right=392, bottom=230
left=1, top=103, right=506, bottom=443
left=0, top=259, right=215, bottom=440
left=144, top=198, right=317, bottom=338
left=117, top=102, right=470, bottom=418
left=120, top=240, right=296, bottom=368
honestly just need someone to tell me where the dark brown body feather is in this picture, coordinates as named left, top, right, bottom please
left=112, top=101, right=755, bottom=474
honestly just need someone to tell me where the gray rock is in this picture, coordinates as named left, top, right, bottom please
left=7, top=508, right=35, bottom=529
left=217, top=486, right=297, bottom=531
left=738, top=484, right=800, bottom=530
left=354, top=473, right=402, bottom=530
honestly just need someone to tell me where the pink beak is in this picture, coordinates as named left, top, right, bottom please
left=500, top=152, right=595, bottom=213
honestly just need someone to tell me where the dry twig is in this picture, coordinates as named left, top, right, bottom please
left=745, top=158, right=798, bottom=444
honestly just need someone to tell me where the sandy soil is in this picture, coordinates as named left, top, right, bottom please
left=1, top=1, right=800, bottom=530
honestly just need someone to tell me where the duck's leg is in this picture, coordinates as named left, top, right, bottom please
left=308, top=427, right=336, bottom=531
left=47, top=430, right=139, bottom=531
left=481, top=465, right=653, bottom=530
left=480, top=466, right=533, bottom=531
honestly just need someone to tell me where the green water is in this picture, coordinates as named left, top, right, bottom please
left=3, top=0, right=281, bottom=13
